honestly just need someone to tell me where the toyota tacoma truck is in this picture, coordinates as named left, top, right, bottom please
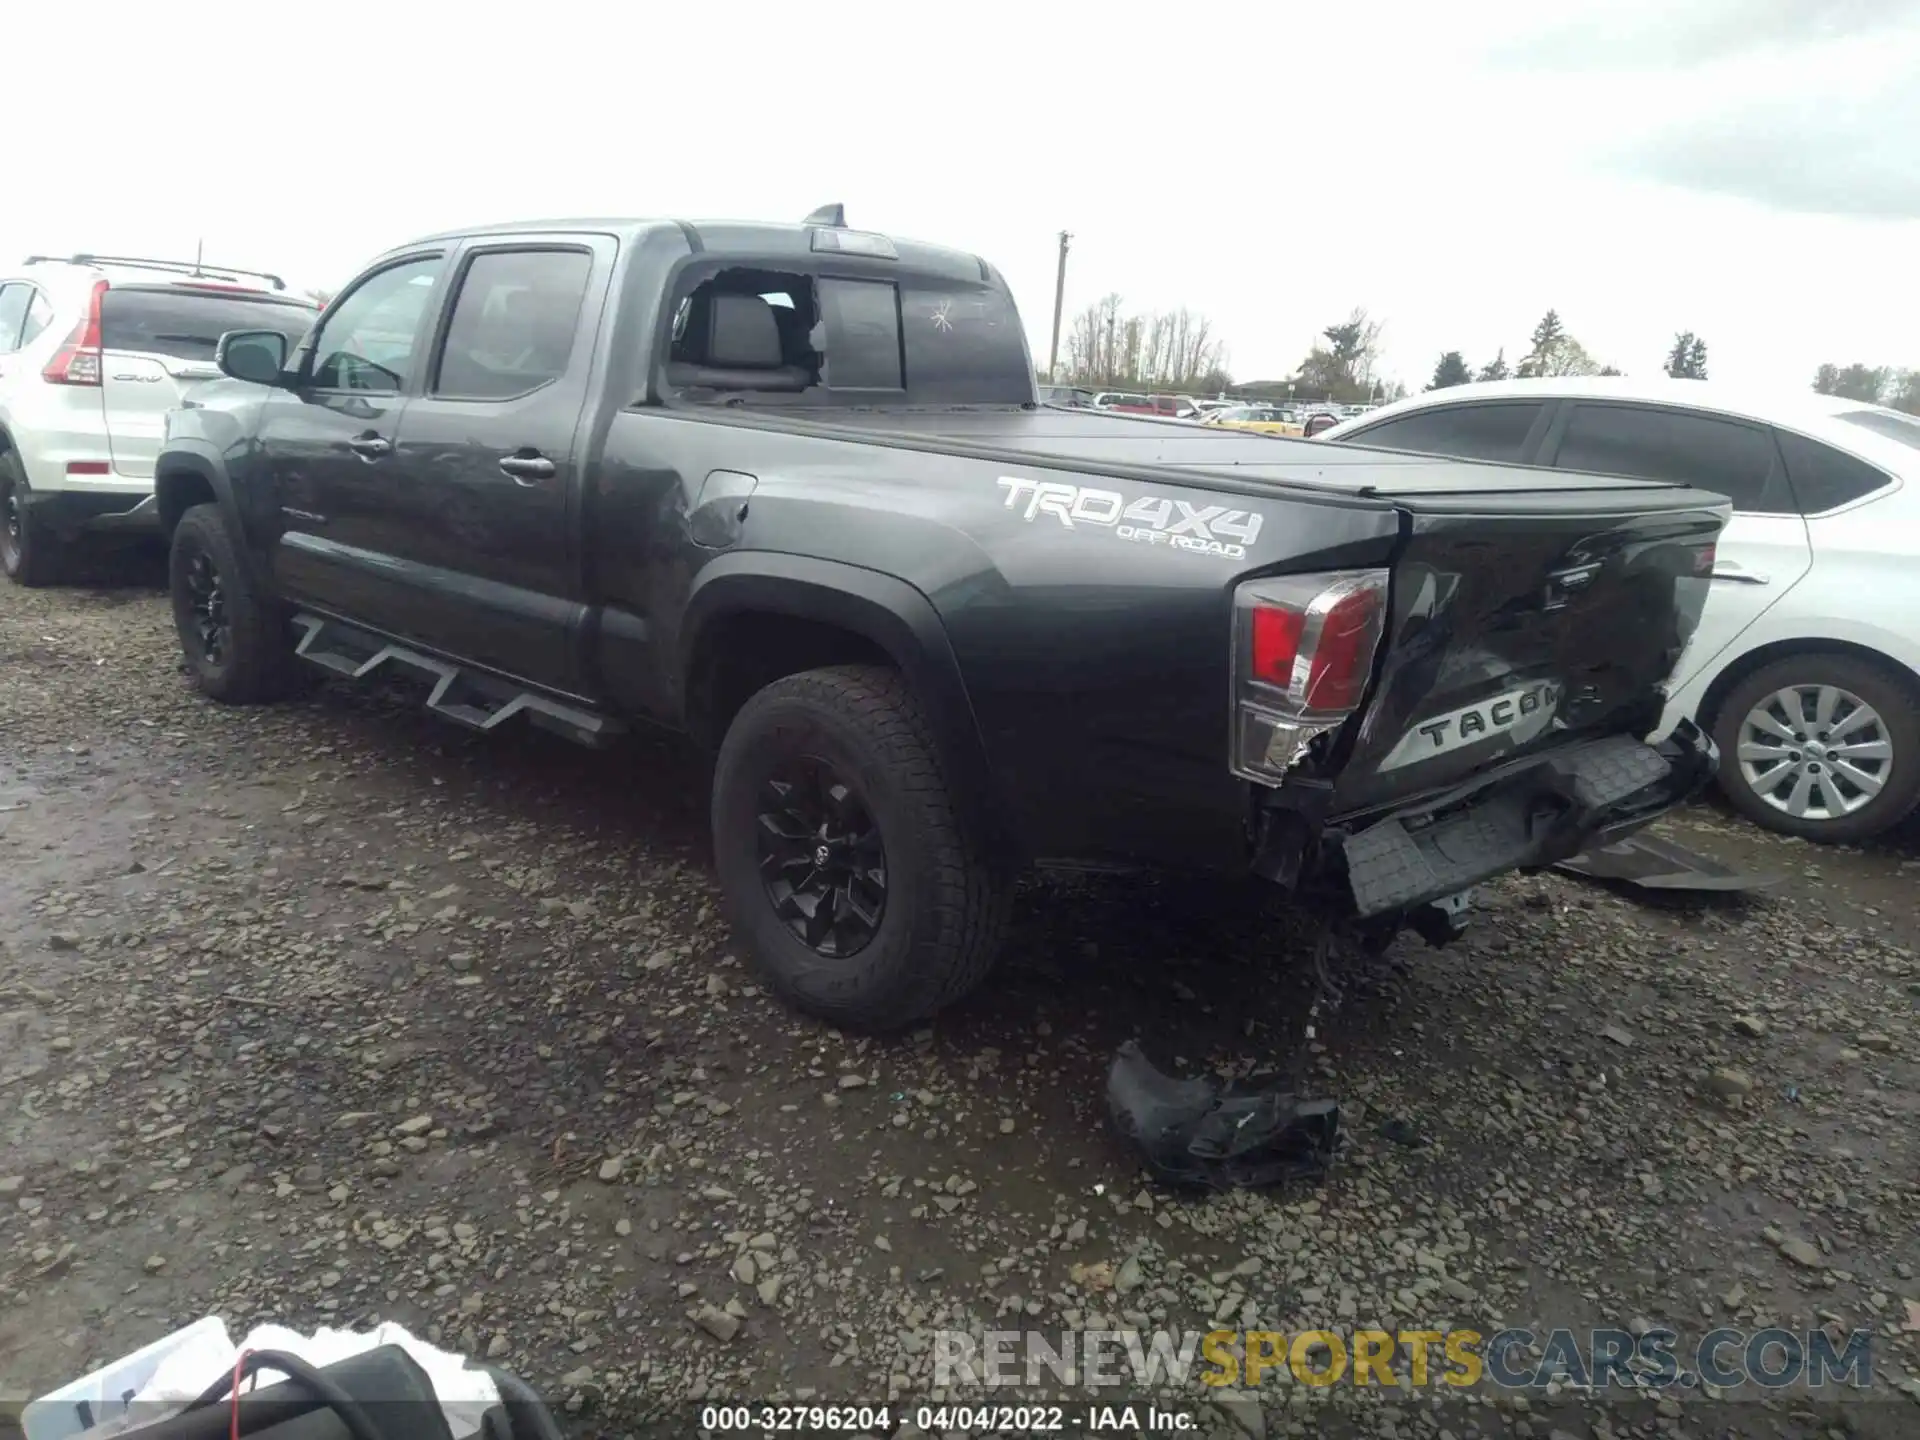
left=153, top=207, right=1723, bottom=1032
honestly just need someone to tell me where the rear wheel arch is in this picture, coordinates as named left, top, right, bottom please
left=680, top=556, right=1014, bottom=856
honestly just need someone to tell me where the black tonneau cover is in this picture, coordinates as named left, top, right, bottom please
left=745, top=406, right=1704, bottom=504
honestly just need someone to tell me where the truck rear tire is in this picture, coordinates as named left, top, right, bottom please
left=169, top=503, right=312, bottom=704
left=1, top=453, right=66, bottom=588
left=711, top=664, right=1012, bottom=1032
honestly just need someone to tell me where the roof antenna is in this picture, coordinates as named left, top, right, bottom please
left=803, top=203, right=846, bottom=228
left=193, top=237, right=204, bottom=277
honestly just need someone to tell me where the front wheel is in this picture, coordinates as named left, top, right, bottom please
left=169, top=503, right=310, bottom=704
left=710, top=664, right=1013, bottom=1032
left=1711, top=653, right=1920, bottom=844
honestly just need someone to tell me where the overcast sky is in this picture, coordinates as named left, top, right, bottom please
left=8, top=0, right=1916, bottom=392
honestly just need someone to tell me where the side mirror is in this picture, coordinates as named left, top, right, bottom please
left=215, top=330, right=289, bottom=386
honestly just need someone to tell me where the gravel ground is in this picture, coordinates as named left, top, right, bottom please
left=3, top=555, right=1919, bottom=1440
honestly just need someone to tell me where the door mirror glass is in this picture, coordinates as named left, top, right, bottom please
left=215, top=329, right=289, bottom=385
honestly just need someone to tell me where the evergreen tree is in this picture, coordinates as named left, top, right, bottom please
left=1516, top=311, right=1568, bottom=378
left=1428, top=351, right=1473, bottom=390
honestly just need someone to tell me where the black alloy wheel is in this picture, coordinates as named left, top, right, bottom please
left=182, top=548, right=231, bottom=667
left=755, top=754, right=888, bottom=957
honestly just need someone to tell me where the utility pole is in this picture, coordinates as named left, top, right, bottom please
left=1046, top=230, right=1071, bottom=383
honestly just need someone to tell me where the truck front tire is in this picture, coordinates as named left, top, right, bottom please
left=169, top=503, right=312, bottom=704
left=711, top=664, right=1013, bottom=1032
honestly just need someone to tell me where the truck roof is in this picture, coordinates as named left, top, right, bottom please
left=392, top=217, right=994, bottom=285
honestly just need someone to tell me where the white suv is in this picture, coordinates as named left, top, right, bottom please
left=0, top=255, right=317, bottom=585
left=1320, top=378, right=1920, bottom=844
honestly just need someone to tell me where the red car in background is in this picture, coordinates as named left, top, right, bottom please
left=1093, top=392, right=1199, bottom=418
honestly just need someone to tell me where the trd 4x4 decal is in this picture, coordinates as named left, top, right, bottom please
left=995, top=477, right=1264, bottom=561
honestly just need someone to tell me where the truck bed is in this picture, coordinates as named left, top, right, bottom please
left=709, top=405, right=1703, bottom=505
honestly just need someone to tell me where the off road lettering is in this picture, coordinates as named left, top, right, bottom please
left=997, top=477, right=1264, bottom=561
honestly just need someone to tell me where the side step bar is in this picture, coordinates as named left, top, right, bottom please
left=290, top=613, right=625, bottom=749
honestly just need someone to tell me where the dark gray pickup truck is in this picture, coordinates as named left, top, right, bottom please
left=154, top=207, right=1723, bottom=1031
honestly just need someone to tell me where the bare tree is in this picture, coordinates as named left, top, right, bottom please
left=1064, top=295, right=1228, bottom=390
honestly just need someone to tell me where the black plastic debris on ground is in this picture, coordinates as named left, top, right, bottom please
left=1106, top=1039, right=1340, bottom=1190
left=1376, top=1116, right=1429, bottom=1148
left=1554, top=832, right=1783, bottom=893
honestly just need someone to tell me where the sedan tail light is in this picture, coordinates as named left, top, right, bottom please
left=1231, top=569, right=1390, bottom=784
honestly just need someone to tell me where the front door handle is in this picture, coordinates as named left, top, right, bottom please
left=1710, top=559, right=1770, bottom=585
left=347, top=434, right=392, bottom=460
left=498, top=454, right=557, bottom=484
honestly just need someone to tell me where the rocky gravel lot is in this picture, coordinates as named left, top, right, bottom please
left=3, top=557, right=1919, bottom=1440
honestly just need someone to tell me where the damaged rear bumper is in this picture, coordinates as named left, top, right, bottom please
left=1335, top=718, right=1718, bottom=919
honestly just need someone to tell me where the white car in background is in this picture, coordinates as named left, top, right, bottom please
left=1320, top=378, right=1920, bottom=844
left=0, top=254, right=318, bottom=586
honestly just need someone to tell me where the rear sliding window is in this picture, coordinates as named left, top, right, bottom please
left=101, top=287, right=316, bottom=363
left=817, top=278, right=902, bottom=390
left=664, top=265, right=1031, bottom=405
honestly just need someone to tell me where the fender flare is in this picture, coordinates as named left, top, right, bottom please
left=681, top=552, right=1014, bottom=854
left=153, top=441, right=271, bottom=590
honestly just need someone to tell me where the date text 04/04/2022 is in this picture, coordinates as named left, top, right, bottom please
left=698, top=1401, right=1204, bottom=1433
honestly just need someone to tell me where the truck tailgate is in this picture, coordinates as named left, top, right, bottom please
left=1329, top=486, right=1726, bottom=817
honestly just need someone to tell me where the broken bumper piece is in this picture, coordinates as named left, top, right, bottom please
left=1340, top=718, right=1717, bottom=919
left=1106, top=1040, right=1340, bottom=1190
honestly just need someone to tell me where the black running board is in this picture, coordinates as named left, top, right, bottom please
left=291, top=613, right=625, bottom=748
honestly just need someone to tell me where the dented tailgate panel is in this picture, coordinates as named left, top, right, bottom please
left=1329, top=499, right=1725, bottom=817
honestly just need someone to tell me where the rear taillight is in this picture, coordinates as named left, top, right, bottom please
left=1694, top=540, right=1717, bottom=575
left=43, top=279, right=109, bottom=386
left=1231, top=569, right=1390, bottom=784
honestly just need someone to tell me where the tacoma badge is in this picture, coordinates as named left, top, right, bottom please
left=1377, top=681, right=1564, bottom=770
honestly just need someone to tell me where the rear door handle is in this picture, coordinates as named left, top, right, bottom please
left=498, top=454, right=557, bottom=484
left=1710, top=559, right=1770, bottom=585
left=347, top=435, right=392, bottom=460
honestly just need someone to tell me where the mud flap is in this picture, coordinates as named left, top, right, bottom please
left=1106, top=1040, right=1340, bottom=1189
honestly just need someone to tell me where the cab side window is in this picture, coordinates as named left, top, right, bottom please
left=307, top=257, right=445, bottom=394
left=433, top=248, right=593, bottom=402
left=1550, top=403, right=1785, bottom=513
left=1348, top=401, right=1546, bottom=463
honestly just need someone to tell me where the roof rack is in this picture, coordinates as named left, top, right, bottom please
left=22, top=253, right=287, bottom=292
